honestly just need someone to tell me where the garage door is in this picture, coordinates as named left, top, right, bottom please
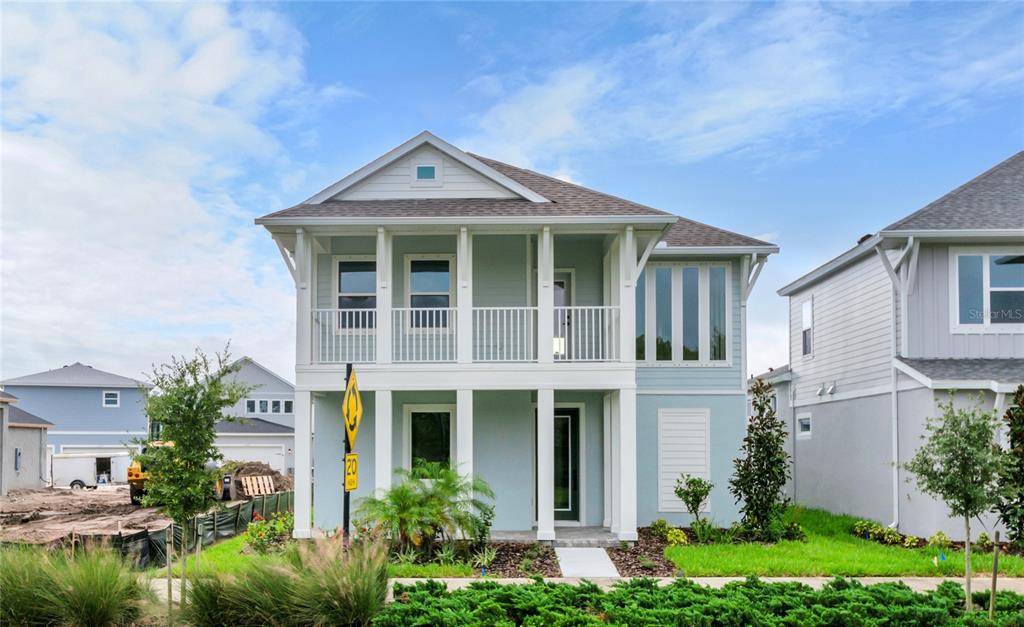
left=218, top=445, right=286, bottom=473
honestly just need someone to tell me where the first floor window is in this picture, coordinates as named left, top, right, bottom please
left=284, top=400, right=293, bottom=413
left=797, top=414, right=812, bottom=439
left=246, top=399, right=257, bottom=414
left=955, top=250, right=1024, bottom=327
left=337, top=259, right=376, bottom=328
left=14, top=447, right=22, bottom=471
left=409, top=410, right=451, bottom=467
left=271, top=400, right=282, bottom=413
left=259, top=400, right=269, bottom=413
left=103, top=391, right=120, bottom=407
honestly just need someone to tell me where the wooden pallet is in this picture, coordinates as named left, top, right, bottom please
left=240, top=475, right=276, bottom=497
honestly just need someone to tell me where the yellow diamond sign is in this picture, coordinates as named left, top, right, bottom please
left=342, top=369, right=363, bottom=449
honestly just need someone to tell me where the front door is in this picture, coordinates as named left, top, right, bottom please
left=553, top=272, right=572, bottom=359
left=535, top=407, right=580, bottom=522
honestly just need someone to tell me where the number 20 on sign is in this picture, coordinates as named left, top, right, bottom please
left=344, top=453, right=358, bottom=492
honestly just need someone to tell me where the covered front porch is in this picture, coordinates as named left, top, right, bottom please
left=293, top=387, right=638, bottom=542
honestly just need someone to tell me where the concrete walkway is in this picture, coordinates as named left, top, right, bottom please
left=554, top=547, right=620, bottom=577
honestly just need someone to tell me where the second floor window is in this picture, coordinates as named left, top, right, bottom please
left=954, top=249, right=1024, bottom=329
left=103, top=391, right=120, bottom=408
left=407, top=255, right=454, bottom=328
left=639, top=262, right=732, bottom=365
left=801, top=299, right=813, bottom=356
left=336, top=257, right=376, bottom=329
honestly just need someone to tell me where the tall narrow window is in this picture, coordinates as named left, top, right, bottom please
left=409, top=258, right=452, bottom=328
left=635, top=270, right=646, bottom=360
left=284, top=400, right=293, bottom=413
left=682, top=267, right=700, bottom=361
left=709, top=266, right=727, bottom=361
left=337, top=260, right=376, bottom=328
left=655, top=267, right=673, bottom=360
left=801, top=299, right=813, bottom=356
left=957, top=255, right=983, bottom=325
left=245, top=399, right=256, bottom=414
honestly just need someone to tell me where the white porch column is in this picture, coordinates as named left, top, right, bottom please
left=374, top=389, right=392, bottom=494
left=537, top=227, right=554, bottom=364
left=457, top=228, right=473, bottom=364
left=618, top=226, right=636, bottom=363
left=376, top=228, right=392, bottom=364
left=295, top=228, right=313, bottom=366
left=616, top=387, right=638, bottom=541
left=602, top=392, right=612, bottom=528
left=536, top=388, right=556, bottom=541
left=609, top=392, right=621, bottom=534
left=292, top=389, right=313, bottom=538
left=456, top=389, right=474, bottom=477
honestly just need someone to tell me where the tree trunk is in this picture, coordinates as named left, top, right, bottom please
left=964, top=516, right=973, bottom=612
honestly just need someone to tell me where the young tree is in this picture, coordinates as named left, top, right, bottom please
left=729, top=378, right=791, bottom=540
left=675, top=474, right=713, bottom=523
left=133, top=347, right=250, bottom=611
left=904, top=396, right=1004, bottom=611
left=996, top=385, right=1024, bottom=549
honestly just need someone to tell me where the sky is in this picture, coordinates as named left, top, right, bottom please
left=2, top=1, right=1022, bottom=383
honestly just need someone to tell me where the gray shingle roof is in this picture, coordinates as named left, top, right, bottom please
left=884, top=152, right=1024, bottom=232
left=216, top=417, right=293, bottom=434
left=8, top=405, right=53, bottom=428
left=1, top=362, right=147, bottom=388
left=662, top=217, right=775, bottom=248
left=898, top=358, right=1024, bottom=386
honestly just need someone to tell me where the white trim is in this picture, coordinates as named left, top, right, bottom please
left=402, top=404, right=456, bottom=469
left=530, top=401, right=587, bottom=525
left=49, top=430, right=147, bottom=435
left=331, top=254, right=378, bottom=334
left=655, top=245, right=779, bottom=256
left=880, top=229, right=1024, bottom=239
left=637, top=388, right=746, bottom=395
left=258, top=214, right=675, bottom=227
left=59, top=444, right=139, bottom=453
left=411, top=160, right=443, bottom=188
left=643, top=260, right=732, bottom=367
left=948, top=246, right=1024, bottom=333
left=893, top=358, right=1021, bottom=394
left=216, top=432, right=294, bottom=438
left=800, top=297, right=814, bottom=359
left=656, top=407, right=710, bottom=513
left=102, top=390, right=120, bottom=408
left=302, top=131, right=550, bottom=204
left=404, top=253, right=457, bottom=308
left=791, top=379, right=925, bottom=407
left=795, top=412, right=812, bottom=440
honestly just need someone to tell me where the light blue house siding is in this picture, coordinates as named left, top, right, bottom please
left=3, top=386, right=147, bottom=452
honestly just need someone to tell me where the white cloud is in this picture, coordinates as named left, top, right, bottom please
left=458, top=2, right=1023, bottom=170
left=0, top=3, right=321, bottom=380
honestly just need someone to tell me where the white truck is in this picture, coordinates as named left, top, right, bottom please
left=50, top=452, right=132, bottom=489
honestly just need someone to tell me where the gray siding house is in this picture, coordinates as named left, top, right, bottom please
left=1, top=363, right=150, bottom=459
left=775, top=152, right=1024, bottom=540
left=0, top=391, right=54, bottom=495
left=257, top=131, right=777, bottom=541
left=215, top=357, right=295, bottom=474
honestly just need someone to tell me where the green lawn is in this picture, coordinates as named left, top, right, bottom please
left=156, top=533, right=474, bottom=578
left=665, top=508, right=1024, bottom=577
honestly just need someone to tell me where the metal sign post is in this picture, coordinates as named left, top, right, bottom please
left=341, top=363, right=363, bottom=540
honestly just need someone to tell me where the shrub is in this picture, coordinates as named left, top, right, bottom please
left=730, top=379, right=791, bottom=541
left=666, top=528, right=689, bottom=546
left=377, top=577, right=1024, bottom=625
left=879, top=527, right=902, bottom=546
left=435, top=543, right=458, bottom=566
left=903, top=535, right=920, bottom=549
left=472, top=547, right=497, bottom=570
left=691, top=518, right=717, bottom=544
left=0, top=545, right=148, bottom=627
left=649, top=518, right=670, bottom=540
left=997, top=385, right=1024, bottom=549
left=356, top=461, right=494, bottom=555
left=246, top=510, right=294, bottom=554
left=928, top=531, right=952, bottom=549
left=852, top=519, right=874, bottom=538
left=675, top=474, right=714, bottom=522
left=638, top=556, right=658, bottom=571
left=975, top=532, right=994, bottom=553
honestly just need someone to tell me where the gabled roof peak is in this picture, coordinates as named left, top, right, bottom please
left=2, top=362, right=148, bottom=388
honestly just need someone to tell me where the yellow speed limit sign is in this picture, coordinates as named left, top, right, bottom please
left=345, top=453, right=358, bottom=492
left=342, top=369, right=363, bottom=449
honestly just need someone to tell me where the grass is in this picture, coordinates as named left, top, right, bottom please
left=665, top=508, right=1024, bottom=577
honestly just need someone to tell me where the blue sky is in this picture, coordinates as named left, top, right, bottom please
left=2, top=2, right=1022, bottom=380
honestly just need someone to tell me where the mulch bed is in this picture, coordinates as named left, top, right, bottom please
left=488, top=542, right=561, bottom=577
left=606, top=528, right=680, bottom=577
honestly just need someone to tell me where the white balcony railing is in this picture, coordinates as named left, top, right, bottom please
left=473, top=307, right=538, bottom=362
left=553, top=306, right=620, bottom=362
left=312, top=309, right=377, bottom=363
left=392, top=307, right=457, bottom=362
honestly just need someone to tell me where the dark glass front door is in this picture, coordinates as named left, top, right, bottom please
left=535, top=407, right=580, bottom=522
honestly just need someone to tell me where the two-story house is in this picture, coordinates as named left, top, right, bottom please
left=776, top=152, right=1023, bottom=539
left=258, top=132, right=777, bottom=541
left=1, top=363, right=150, bottom=465
left=214, top=357, right=296, bottom=474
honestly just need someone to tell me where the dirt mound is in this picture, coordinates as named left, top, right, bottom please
left=225, top=461, right=293, bottom=493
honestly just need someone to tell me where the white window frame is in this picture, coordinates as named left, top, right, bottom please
left=271, top=400, right=282, bottom=414
left=796, top=413, right=812, bottom=440
left=642, top=261, right=732, bottom=367
left=402, top=404, right=456, bottom=469
left=949, top=246, right=1024, bottom=333
left=411, top=159, right=443, bottom=188
left=284, top=400, right=293, bottom=414
left=332, top=254, right=377, bottom=333
left=801, top=297, right=814, bottom=359
left=102, top=390, right=120, bottom=408
left=404, top=254, right=456, bottom=331
left=245, top=399, right=257, bottom=414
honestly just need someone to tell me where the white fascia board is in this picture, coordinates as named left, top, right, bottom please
left=879, top=228, right=1024, bottom=239
left=256, top=214, right=677, bottom=227
left=892, top=358, right=1018, bottom=394
left=652, top=245, right=780, bottom=256
left=302, top=131, right=550, bottom=204
left=777, top=234, right=882, bottom=296
left=216, top=432, right=294, bottom=437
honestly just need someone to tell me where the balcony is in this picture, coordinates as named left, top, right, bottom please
left=312, top=305, right=620, bottom=365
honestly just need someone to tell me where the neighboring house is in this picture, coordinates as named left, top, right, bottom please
left=775, top=152, right=1024, bottom=539
left=215, top=357, right=295, bottom=474
left=0, top=391, right=54, bottom=495
left=257, top=131, right=777, bottom=540
left=1, top=363, right=150, bottom=463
